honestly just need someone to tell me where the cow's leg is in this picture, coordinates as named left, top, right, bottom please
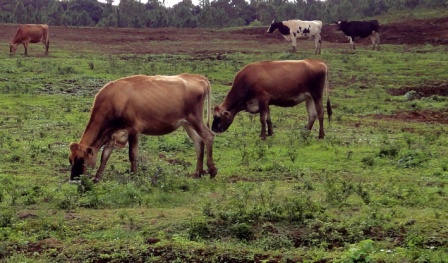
left=44, top=40, right=49, bottom=55
left=94, top=140, right=115, bottom=183
left=128, top=132, right=139, bottom=174
left=375, top=33, right=380, bottom=51
left=23, top=41, right=29, bottom=56
left=183, top=124, right=205, bottom=178
left=183, top=122, right=217, bottom=178
left=267, top=107, right=273, bottom=136
left=305, top=96, right=317, bottom=130
left=258, top=99, right=270, bottom=140
left=348, top=36, right=355, bottom=50
left=370, top=34, right=377, bottom=50
left=315, top=34, right=322, bottom=55
left=314, top=96, right=325, bottom=139
left=291, top=36, right=297, bottom=53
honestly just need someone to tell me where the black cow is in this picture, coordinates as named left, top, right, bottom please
left=336, top=20, right=380, bottom=50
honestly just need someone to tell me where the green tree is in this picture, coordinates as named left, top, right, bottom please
left=118, top=0, right=147, bottom=28
left=255, top=1, right=275, bottom=24
left=0, top=12, right=14, bottom=23
left=47, top=0, right=64, bottom=25
left=13, top=0, right=27, bottom=24
left=147, top=7, right=169, bottom=27
left=67, top=0, right=103, bottom=24
left=168, top=0, right=198, bottom=28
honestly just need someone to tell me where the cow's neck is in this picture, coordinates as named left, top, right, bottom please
left=277, top=23, right=290, bottom=35
left=79, top=115, right=112, bottom=150
left=222, top=91, right=246, bottom=114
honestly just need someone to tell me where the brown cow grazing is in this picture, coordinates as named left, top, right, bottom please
left=212, top=59, right=332, bottom=140
left=9, top=24, right=50, bottom=56
left=69, top=74, right=217, bottom=183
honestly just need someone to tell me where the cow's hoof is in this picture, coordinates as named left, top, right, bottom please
left=92, top=178, right=100, bottom=184
left=208, top=167, right=218, bottom=178
left=193, top=170, right=207, bottom=179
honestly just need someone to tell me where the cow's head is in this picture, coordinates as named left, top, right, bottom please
left=9, top=43, right=18, bottom=55
left=212, top=105, right=235, bottom=133
left=68, top=143, right=97, bottom=180
left=267, top=20, right=279, bottom=33
left=336, top=20, right=346, bottom=30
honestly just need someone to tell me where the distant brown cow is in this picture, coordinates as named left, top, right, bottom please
left=212, top=59, right=332, bottom=140
left=69, top=74, right=217, bottom=183
left=9, top=24, right=50, bottom=55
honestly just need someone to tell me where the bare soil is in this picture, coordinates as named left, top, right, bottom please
left=378, top=83, right=448, bottom=124
left=371, top=109, right=448, bottom=124
left=1, top=17, right=448, bottom=55
left=387, top=82, right=448, bottom=97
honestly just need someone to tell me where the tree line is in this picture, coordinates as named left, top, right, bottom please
left=0, top=0, right=446, bottom=29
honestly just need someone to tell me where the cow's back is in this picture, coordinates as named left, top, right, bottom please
left=92, top=74, right=208, bottom=133
left=234, top=59, right=326, bottom=98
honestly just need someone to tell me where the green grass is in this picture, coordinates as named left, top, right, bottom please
left=0, top=30, right=447, bottom=262
left=371, top=7, right=448, bottom=23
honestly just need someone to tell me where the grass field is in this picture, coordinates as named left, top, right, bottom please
left=0, top=14, right=447, bottom=262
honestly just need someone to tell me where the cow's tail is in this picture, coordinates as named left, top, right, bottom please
left=325, top=65, right=332, bottom=124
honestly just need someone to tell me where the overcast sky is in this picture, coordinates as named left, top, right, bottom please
left=98, top=0, right=200, bottom=8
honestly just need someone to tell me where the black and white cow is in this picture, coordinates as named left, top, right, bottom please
left=336, top=20, right=380, bottom=50
left=267, top=19, right=322, bottom=54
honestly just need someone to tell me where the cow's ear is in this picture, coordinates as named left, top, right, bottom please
left=214, top=105, right=222, bottom=113
left=69, top=142, right=79, bottom=152
left=271, top=19, right=275, bottom=24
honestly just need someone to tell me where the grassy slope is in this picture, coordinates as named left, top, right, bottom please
left=1, top=12, right=448, bottom=263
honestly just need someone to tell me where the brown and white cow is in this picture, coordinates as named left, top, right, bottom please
left=69, top=74, right=217, bottom=183
left=212, top=59, right=332, bottom=140
left=9, top=24, right=50, bottom=56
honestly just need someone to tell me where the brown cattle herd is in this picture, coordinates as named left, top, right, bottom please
left=7, top=22, right=379, bottom=182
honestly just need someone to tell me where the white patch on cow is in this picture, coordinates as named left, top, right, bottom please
left=348, top=36, right=355, bottom=48
left=246, top=99, right=259, bottom=113
left=306, top=98, right=317, bottom=120
left=112, top=130, right=128, bottom=148
left=295, top=92, right=309, bottom=104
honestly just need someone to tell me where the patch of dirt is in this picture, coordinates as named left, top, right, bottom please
left=23, top=237, right=63, bottom=255
left=1, top=16, right=447, bottom=55
left=381, top=83, right=448, bottom=125
left=387, top=82, right=448, bottom=98
left=370, top=109, right=448, bottom=124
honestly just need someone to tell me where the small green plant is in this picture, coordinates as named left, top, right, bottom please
left=57, top=65, right=77, bottom=75
left=378, top=145, right=400, bottom=158
left=187, top=220, right=210, bottom=241
left=88, top=61, right=95, bottom=70
left=324, top=176, right=354, bottom=205
left=341, top=239, right=374, bottom=263
left=0, top=209, right=14, bottom=228
left=361, top=156, right=375, bottom=167
left=232, top=222, right=253, bottom=240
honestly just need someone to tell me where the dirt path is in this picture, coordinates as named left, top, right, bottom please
left=1, top=17, right=447, bottom=55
